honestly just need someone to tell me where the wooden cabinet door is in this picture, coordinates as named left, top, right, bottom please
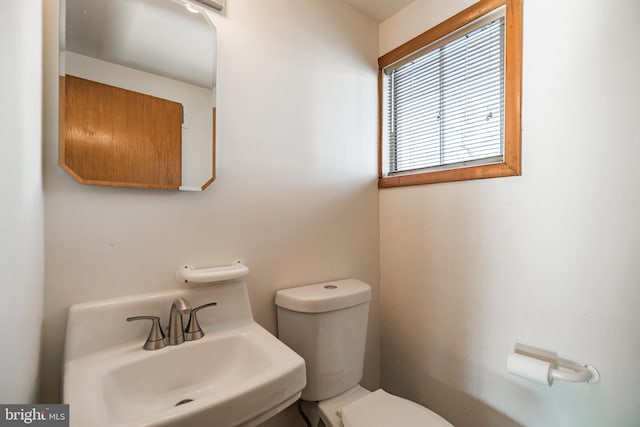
left=61, top=75, right=182, bottom=189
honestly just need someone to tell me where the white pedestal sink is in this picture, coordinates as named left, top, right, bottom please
left=63, top=280, right=306, bottom=427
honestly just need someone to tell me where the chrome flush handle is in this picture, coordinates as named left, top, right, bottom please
left=185, top=302, right=218, bottom=341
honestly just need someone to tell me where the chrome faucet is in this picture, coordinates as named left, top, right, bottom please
left=168, top=297, right=192, bottom=345
left=128, top=298, right=218, bottom=350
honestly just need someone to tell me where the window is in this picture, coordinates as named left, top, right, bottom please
left=378, top=0, right=522, bottom=187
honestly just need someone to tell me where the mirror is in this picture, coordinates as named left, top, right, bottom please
left=59, top=0, right=217, bottom=191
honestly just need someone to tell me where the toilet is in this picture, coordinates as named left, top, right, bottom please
left=275, top=279, right=453, bottom=427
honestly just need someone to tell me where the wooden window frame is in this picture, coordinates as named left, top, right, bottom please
left=378, top=0, right=522, bottom=188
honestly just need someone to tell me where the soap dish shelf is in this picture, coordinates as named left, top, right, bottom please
left=176, top=260, right=249, bottom=285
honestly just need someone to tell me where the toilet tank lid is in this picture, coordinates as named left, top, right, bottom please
left=275, top=279, right=371, bottom=313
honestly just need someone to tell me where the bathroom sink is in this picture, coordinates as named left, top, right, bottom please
left=103, top=329, right=273, bottom=422
left=63, top=281, right=306, bottom=427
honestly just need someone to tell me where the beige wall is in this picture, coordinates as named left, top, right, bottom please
left=379, top=0, right=640, bottom=426
left=37, top=0, right=640, bottom=425
left=0, top=0, right=45, bottom=404
left=42, top=1, right=380, bottom=420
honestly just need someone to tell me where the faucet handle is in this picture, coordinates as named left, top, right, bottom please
left=127, top=316, right=167, bottom=350
left=185, top=302, right=218, bottom=341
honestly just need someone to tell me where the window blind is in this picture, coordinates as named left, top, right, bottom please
left=384, top=15, right=505, bottom=175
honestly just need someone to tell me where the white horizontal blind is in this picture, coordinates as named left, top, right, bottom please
left=385, top=15, right=505, bottom=175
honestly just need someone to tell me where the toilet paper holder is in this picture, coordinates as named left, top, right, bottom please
left=548, top=360, right=599, bottom=383
left=507, top=347, right=600, bottom=386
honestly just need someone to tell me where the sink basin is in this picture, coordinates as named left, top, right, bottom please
left=63, top=281, right=306, bottom=427
left=104, top=329, right=273, bottom=422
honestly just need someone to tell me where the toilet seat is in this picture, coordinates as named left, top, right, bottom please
left=317, top=385, right=371, bottom=426
left=341, top=389, right=453, bottom=427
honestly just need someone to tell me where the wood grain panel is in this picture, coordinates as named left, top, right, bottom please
left=61, top=75, right=182, bottom=190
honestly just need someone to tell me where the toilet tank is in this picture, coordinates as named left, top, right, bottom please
left=275, top=279, right=371, bottom=401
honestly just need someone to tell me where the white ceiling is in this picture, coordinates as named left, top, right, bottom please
left=340, top=0, right=415, bottom=22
